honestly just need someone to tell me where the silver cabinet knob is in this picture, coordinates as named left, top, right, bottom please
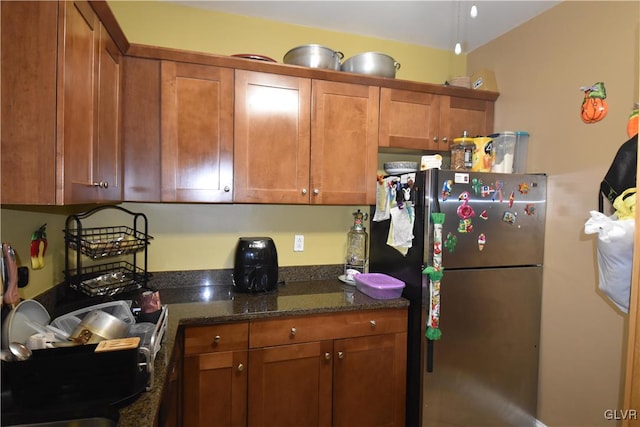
left=441, top=137, right=448, bottom=143
left=237, top=363, right=244, bottom=372
left=324, top=352, right=331, bottom=360
left=370, top=320, right=376, bottom=328
left=313, top=189, right=319, bottom=195
left=301, top=188, right=308, bottom=195
left=290, top=327, right=297, bottom=336
left=213, top=335, right=221, bottom=345
left=338, top=351, right=344, bottom=359
left=223, top=186, right=231, bottom=192
left=92, top=181, right=109, bottom=189
left=432, top=137, right=439, bottom=143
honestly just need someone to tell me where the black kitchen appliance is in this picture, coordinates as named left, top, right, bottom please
left=233, top=237, right=278, bottom=293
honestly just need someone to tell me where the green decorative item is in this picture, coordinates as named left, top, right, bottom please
left=423, top=211, right=446, bottom=341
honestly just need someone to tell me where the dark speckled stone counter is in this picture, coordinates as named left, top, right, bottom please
left=117, top=277, right=409, bottom=427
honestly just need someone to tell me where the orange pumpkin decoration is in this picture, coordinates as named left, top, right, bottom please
left=627, top=106, right=638, bottom=138
left=580, top=82, right=608, bottom=124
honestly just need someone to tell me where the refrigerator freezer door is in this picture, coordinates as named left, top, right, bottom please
left=422, top=266, right=542, bottom=427
left=435, top=171, right=546, bottom=269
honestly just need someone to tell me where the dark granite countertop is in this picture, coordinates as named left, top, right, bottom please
left=117, top=278, right=409, bottom=427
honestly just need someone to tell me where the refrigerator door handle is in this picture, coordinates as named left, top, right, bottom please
left=426, top=338, right=434, bottom=372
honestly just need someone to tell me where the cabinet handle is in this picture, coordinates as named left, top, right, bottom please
left=301, top=188, right=308, bottom=195
left=92, top=181, right=109, bottom=189
left=338, top=351, right=344, bottom=359
left=325, top=352, right=331, bottom=360
left=370, top=320, right=376, bottom=328
left=441, top=137, right=448, bottom=143
left=223, top=186, right=231, bottom=192
left=213, top=335, right=221, bottom=345
left=237, top=363, right=244, bottom=372
left=432, top=137, right=439, bottom=143
left=313, top=189, right=319, bottom=195
left=290, top=327, right=297, bottom=336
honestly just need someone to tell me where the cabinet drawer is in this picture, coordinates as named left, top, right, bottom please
left=184, top=322, right=249, bottom=355
left=249, top=308, right=407, bottom=348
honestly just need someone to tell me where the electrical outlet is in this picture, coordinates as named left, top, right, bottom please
left=294, top=235, right=304, bottom=252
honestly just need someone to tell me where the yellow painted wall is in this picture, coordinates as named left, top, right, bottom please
left=108, top=0, right=467, bottom=84
left=468, top=1, right=639, bottom=426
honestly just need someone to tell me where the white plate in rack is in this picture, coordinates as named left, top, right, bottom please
left=385, top=168, right=417, bottom=175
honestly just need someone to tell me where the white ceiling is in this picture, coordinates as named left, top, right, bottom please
left=166, top=0, right=561, bottom=53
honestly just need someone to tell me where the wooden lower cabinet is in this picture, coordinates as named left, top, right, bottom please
left=332, top=333, right=407, bottom=427
left=248, top=340, right=333, bottom=427
left=183, top=323, right=249, bottom=427
left=182, top=308, right=407, bottom=427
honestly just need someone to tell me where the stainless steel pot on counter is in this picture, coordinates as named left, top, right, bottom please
left=70, top=309, right=130, bottom=344
left=283, top=44, right=344, bottom=70
left=341, top=52, right=401, bottom=78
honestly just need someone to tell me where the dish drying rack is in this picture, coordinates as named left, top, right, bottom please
left=50, top=300, right=168, bottom=391
left=64, top=205, right=153, bottom=297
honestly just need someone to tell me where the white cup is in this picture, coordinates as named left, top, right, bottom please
left=26, top=332, right=55, bottom=350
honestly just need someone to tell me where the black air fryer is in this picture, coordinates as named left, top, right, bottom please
left=233, top=237, right=279, bottom=293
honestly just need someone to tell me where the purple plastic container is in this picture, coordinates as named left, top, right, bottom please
left=355, top=273, right=405, bottom=300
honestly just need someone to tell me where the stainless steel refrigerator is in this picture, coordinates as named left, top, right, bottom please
left=370, top=169, right=546, bottom=427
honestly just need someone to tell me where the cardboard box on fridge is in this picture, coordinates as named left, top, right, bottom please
left=471, top=69, right=498, bottom=92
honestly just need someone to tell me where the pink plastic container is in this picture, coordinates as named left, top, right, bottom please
left=355, top=273, right=405, bottom=300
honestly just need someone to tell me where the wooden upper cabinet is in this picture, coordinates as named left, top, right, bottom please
left=378, top=88, right=496, bottom=152
left=62, top=1, right=123, bottom=204
left=311, top=80, right=379, bottom=205
left=439, top=95, right=495, bottom=144
left=160, top=61, right=234, bottom=202
left=0, top=0, right=122, bottom=205
left=122, top=56, right=162, bottom=202
left=234, top=72, right=378, bottom=205
left=233, top=70, right=311, bottom=204
left=378, top=87, right=442, bottom=151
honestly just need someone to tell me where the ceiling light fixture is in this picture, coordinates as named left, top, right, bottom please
left=454, top=1, right=462, bottom=55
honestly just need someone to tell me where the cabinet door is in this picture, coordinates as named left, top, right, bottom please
left=122, top=56, right=162, bottom=202
left=183, top=350, right=248, bottom=427
left=439, top=95, right=495, bottom=146
left=61, top=0, right=100, bottom=203
left=332, top=333, right=407, bottom=427
left=1, top=1, right=57, bottom=204
left=234, top=70, right=311, bottom=203
left=161, top=61, right=234, bottom=202
left=379, top=88, right=443, bottom=151
left=311, top=80, right=379, bottom=205
left=248, top=341, right=333, bottom=427
left=93, top=22, right=122, bottom=202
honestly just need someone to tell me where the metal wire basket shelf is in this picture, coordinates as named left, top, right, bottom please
left=68, top=261, right=152, bottom=297
left=65, top=205, right=152, bottom=296
left=65, top=226, right=152, bottom=259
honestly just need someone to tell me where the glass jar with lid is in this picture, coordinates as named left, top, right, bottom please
left=450, top=132, right=474, bottom=170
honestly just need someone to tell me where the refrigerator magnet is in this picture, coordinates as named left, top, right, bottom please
left=519, top=182, right=530, bottom=194
left=471, top=178, right=483, bottom=194
left=444, top=232, right=458, bottom=252
left=478, top=233, right=486, bottom=251
left=457, top=192, right=475, bottom=219
left=525, top=204, right=536, bottom=215
left=458, top=218, right=474, bottom=233
left=492, top=180, right=504, bottom=202
left=502, top=211, right=517, bottom=224
left=441, top=180, right=453, bottom=200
